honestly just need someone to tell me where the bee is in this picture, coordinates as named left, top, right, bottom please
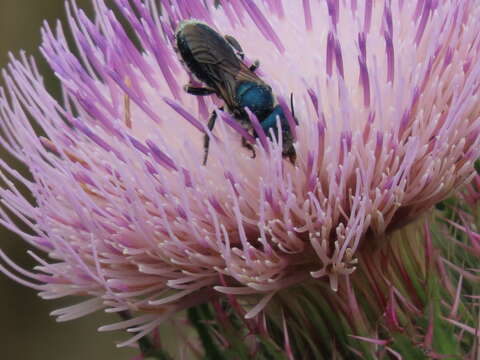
left=175, top=20, right=296, bottom=165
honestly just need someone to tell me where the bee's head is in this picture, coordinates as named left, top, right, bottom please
left=235, top=82, right=274, bottom=120
left=258, top=104, right=296, bottom=163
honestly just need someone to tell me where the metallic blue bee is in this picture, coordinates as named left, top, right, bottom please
left=175, top=20, right=296, bottom=165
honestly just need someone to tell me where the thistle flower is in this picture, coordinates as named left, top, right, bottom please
left=1, top=0, right=480, bottom=357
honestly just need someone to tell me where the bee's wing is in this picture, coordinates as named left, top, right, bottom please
left=178, top=23, right=239, bottom=79
left=236, top=63, right=264, bottom=82
left=178, top=22, right=264, bottom=108
left=213, top=63, right=267, bottom=110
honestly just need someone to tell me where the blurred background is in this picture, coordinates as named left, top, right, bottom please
left=0, top=1, right=135, bottom=359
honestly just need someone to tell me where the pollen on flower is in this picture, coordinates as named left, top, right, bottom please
left=0, top=0, right=479, bottom=346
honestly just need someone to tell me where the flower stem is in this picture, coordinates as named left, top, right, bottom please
left=187, top=304, right=224, bottom=360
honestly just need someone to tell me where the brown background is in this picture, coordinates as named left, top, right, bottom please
left=0, top=1, right=135, bottom=359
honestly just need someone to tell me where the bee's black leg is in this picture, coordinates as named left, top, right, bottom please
left=249, top=60, right=260, bottom=72
left=203, top=110, right=218, bottom=165
left=241, top=137, right=256, bottom=159
left=225, top=35, right=245, bottom=59
left=184, top=84, right=216, bottom=96
left=224, top=35, right=260, bottom=72
left=288, top=152, right=297, bottom=164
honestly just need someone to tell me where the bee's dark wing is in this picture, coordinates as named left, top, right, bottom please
left=177, top=21, right=263, bottom=108
left=235, top=63, right=264, bottom=83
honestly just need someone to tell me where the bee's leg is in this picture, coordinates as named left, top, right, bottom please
left=241, top=137, right=256, bottom=159
left=287, top=151, right=297, bottom=165
left=184, top=84, right=216, bottom=96
left=225, top=35, right=245, bottom=59
left=225, top=35, right=260, bottom=72
left=249, top=60, right=260, bottom=72
left=203, top=110, right=218, bottom=165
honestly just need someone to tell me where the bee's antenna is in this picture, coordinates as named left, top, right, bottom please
left=290, top=93, right=299, bottom=125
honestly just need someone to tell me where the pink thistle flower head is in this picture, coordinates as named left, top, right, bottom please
left=1, top=0, right=480, bottom=346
